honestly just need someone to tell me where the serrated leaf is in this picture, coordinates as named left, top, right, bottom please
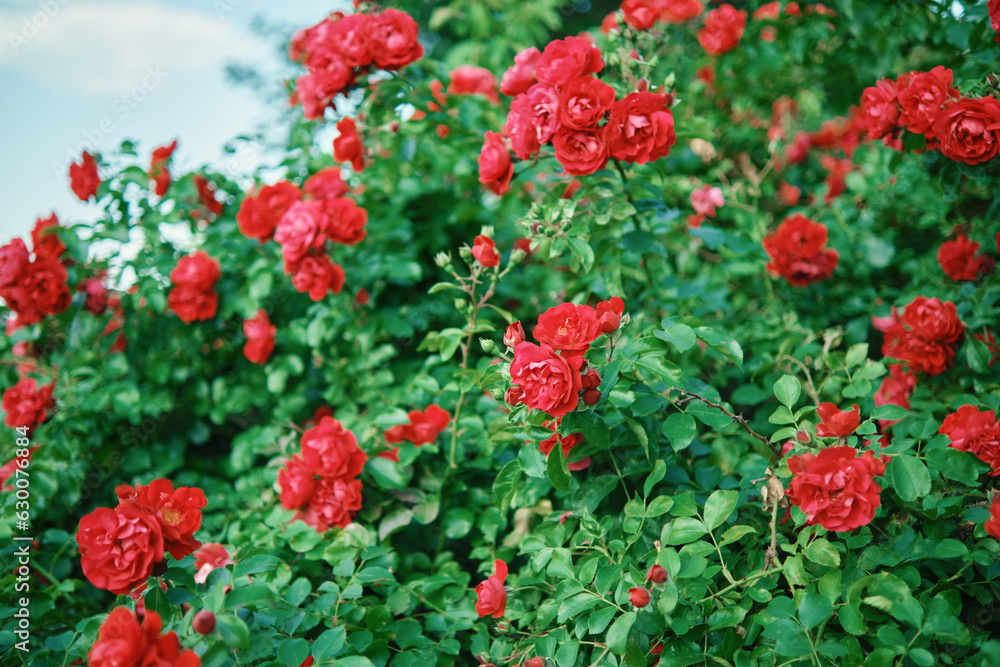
left=606, top=611, right=636, bottom=654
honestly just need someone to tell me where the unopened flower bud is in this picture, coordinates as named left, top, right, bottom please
left=504, top=322, right=525, bottom=349
left=629, top=587, right=650, bottom=608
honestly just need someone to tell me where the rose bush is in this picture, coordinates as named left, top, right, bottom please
left=2, top=1, right=1000, bottom=666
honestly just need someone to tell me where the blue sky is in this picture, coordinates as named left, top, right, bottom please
left=0, top=0, right=348, bottom=244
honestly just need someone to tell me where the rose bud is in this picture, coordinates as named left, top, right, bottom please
left=629, top=587, right=650, bottom=608
left=646, top=565, right=668, bottom=584
left=505, top=386, right=524, bottom=406
left=583, top=389, right=601, bottom=406
left=504, top=322, right=526, bottom=349
left=795, top=430, right=809, bottom=442
left=192, top=610, right=216, bottom=635
left=526, top=659, right=546, bottom=667
left=581, top=369, right=601, bottom=390
left=637, top=78, right=649, bottom=93
left=781, top=442, right=794, bottom=456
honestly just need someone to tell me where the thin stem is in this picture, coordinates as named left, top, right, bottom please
left=667, top=388, right=781, bottom=456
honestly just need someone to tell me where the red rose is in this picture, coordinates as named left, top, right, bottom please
left=76, top=277, right=108, bottom=315
left=762, top=214, right=839, bottom=287
left=369, top=8, right=423, bottom=70
left=860, top=79, right=900, bottom=140
left=820, top=155, right=853, bottom=203
left=697, top=4, right=747, bottom=56
left=478, top=132, right=514, bottom=196
left=815, top=403, right=860, bottom=438
left=295, top=476, right=363, bottom=532
left=168, top=252, right=220, bottom=323
left=505, top=84, right=561, bottom=160
left=691, top=185, right=725, bottom=217
left=472, top=235, right=501, bottom=267
left=605, top=92, right=676, bottom=164
left=289, top=253, right=346, bottom=301
left=622, top=0, right=664, bottom=30
left=778, top=180, right=801, bottom=206
left=77, top=506, right=165, bottom=595
left=243, top=310, right=276, bottom=365
left=324, top=198, right=368, bottom=245
left=931, top=96, right=1000, bottom=165
left=193, top=176, right=223, bottom=218
left=384, top=404, right=451, bottom=446
left=237, top=181, right=302, bottom=242
left=535, top=36, right=603, bottom=89
left=2, top=379, right=54, bottom=429
left=279, top=455, right=316, bottom=510
left=786, top=447, right=886, bottom=532
left=629, top=587, right=651, bottom=608
left=31, top=214, right=65, bottom=260
left=875, top=297, right=964, bottom=376
left=553, top=127, right=609, bottom=176
left=171, top=251, right=220, bottom=291
left=510, top=342, right=583, bottom=418
left=148, top=140, right=177, bottom=197
left=324, top=13, right=373, bottom=67
left=660, top=0, right=704, bottom=22
left=475, top=559, right=508, bottom=618
left=533, top=303, right=602, bottom=356
left=646, top=565, right=668, bottom=583
left=895, top=66, right=959, bottom=135
left=991, top=0, right=1000, bottom=41
left=937, top=234, right=985, bottom=282
left=500, top=47, right=540, bottom=97
left=874, top=364, right=917, bottom=428
left=193, top=542, right=233, bottom=584
left=539, top=428, right=589, bottom=470
left=0, top=238, right=29, bottom=287
left=300, top=416, right=367, bottom=478
left=903, top=296, right=963, bottom=344
left=558, top=75, right=615, bottom=130
left=276, top=201, right=327, bottom=263
left=334, top=117, right=365, bottom=172
left=939, top=405, right=1000, bottom=476
left=448, top=65, right=499, bottom=104
left=167, top=287, right=218, bottom=324
left=69, top=152, right=101, bottom=201
left=986, top=494, right=1000, bottom=541
left=304, top=167, right=349, bottom=200
left=116, top=479, right=207, bottom=560
left=88, top=608, right=200, bottom=667
left=504, top=321, right=526, bottom=349
left=2, top=257, right=71, bottom=325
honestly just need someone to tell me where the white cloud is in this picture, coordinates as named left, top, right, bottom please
left=0, top=1, right=260, bottom=95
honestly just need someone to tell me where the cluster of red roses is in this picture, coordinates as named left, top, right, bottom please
left=861, top=66, right=1000, bottom=165
left=76, top=479, right=206, bottom=595
left=236, top=166, right=366, bottom=303
left=477, top=36, right=678, bottom=193
left=289, top=8, right=423, bottom=119
left=617, top=0, right=704, bottom=31
left=278, top=416, right=366, bottom=532
left=873, top=296, right=965, bottom=376
left=88, top=608, right=200, bottom=667
left=0, top=215, right=70, bottom=326
left=383, top=404, right=451, bottom=462
left=167, top=251, right=220, bottom=324
left=762, top=214, right=839, bottom=287
left=939, top=404, right=1000, bottom=476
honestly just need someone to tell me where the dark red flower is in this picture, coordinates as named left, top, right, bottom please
left=304, top=167, right=349, bottom=200
left=148, top=140, right=177, bottom=197
left=475, top=559, right=508, bottom=618
left=88, top=608, right=200, bottom=667
left=1, top=257, right=71, bottom=325
left=939, top=405, right=1000, bottom=476
left=0, top=238, right=29, bottom=287
left=77, top=506, right=165, bottom=595
left=762, top=215, right=839, bottom=287
left=31, top=214, right=65, bottom=260
left=937, top=234, right=985, bottom=282
left=243, top=310, right=276, bottom=365
left=237, top=181, right=302, bottom=242
left=478, top=132, right=514, bottom=196
left=2, top=379, right=54, bottom=429
left=288, top=253, right=346, bottom=301
left=931, top=96, right=1000, bottom=165
left=294, top=476, right=363, bottom=532
left=786, top=447, right=885, bottom=532
left=69, top=152, right=101, bottom=201
left=896, top=66, right=959, bottom=135
left=300, top=416, right=366, bottom=478
left=986, top=494, right=1000, bottom=541
left=116, top=479, right=207, bottom=560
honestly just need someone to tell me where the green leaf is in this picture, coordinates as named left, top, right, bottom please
left=703, top=490, right=739, bottom=530
left=803, top=539, right=841, bottom=568
left=871, top=404, right=908, bottom=421
left=663, top=518, right=708, bottom=545
left=762, top=618, right=812, bottom=656
left=662, top=413, right=696, bottom=451
left=798, top=592, right=833, bottom=630
left=215, top=614, right=250, bottom=649
left=925, top=447, right=986, bottom=486
left=719, top=525, right=757, bottom=547
left=708, top=606, right=748, bottom=630
left=564, top=411, right=610, bottom=448
left=655, top=323, right=697, bottom=352
left=519, top=445, right=547, bottom=478
left=493, top=459, right=522, bottom=514
left=277, top=638, right=310, bottom=666
left=145, top=581, right=173, bottom=623
left=546, top=441, right=573, bottom=492
left=845, top=343, right=869, bottom=368
left=888, top=455, right=931, bottom=503
left=606, top=611, right=636, bottom=654
left=558, top=593, right=601, bottom=623
left=694, top=327, right=743, bottom=368
left=773, top=375, right=801, bottom=408
left=225, top=583, right=274, bottom=608
left=644, top=459, right=667, bottom=497
left=313, top=627, right=347, bottom=661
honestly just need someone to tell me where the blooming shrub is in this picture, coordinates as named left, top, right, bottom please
left=2, top=1, right=1000, bottom=666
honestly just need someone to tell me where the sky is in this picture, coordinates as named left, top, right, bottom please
left=0, top=0, right=349, bottom=244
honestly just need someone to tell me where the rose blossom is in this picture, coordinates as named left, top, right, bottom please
left=534, top=36, right=603, bottom=89
left=243, top=309, right=276, bottom=365
left=324, top=198, right=368, bottom=245
left=116, top=479, right=207, bottom=561
left=76, top=506, right=165, bottom=595
left=533, top=303, right=602, bottom=356
left=475, top=559, right=508, bottom=618
left=553, top=127, right=609, bottom=176
left=896, top=66, right=959, bottom=135
left=691, top=185, right=725, bottom=217
left=931, top=96, right=1000, bottom=165
left=0, top=238, right=29, bottom=287
left=2, top=379, right=55, bottom=429
left=762, top=215, right=839, bottom=287
left=786, top=447, right=886, bottom=532
left=31, top=214, right=65, bottom=260
left=504, top=322, right=526, bottom=349
left=276, top=200, right=328, bottom=263
left=300, top=416, right=367, bottom=478
left=193, top=543, right=233, bottom=584
left=304, top=167, right=349, bottom=200
left=697, top=4, right=747, bottom=56
left=539, top=428, right=589, bottom=470
left=295, top=476, right=363, bottom=532
left=596, top=297, right=625, bottom=333
left=505, top=84, right=562, bottom=160
left=472, top=235, right=501, bottom=267
left=660, top=0, right=704, bottom=22
left=815, top=403, right=860, bottom=438
left=237, top=181, right=302, bottom=242
left=500, top=47, right=541, bottom=97
left=369, top=9, right=423, bottom=71
left=510, top=342, right=583, bottom=418
left=937, top=234, right=985, bottom=282
left=477, top=132, right=514, bottom=196
left=88, top=608, right=200, bottom=667
left=860, top=79, right=900, bottom=140
left=558, top=75, right=615, bottom=130
left=289, top=253, right=346, bottom=301
left=622, top=0, right=663, bottom=30
left=69, top=152, right=101, bottom=201
left=384, top=404, right=451, bottom=446
left=278, top=455, right=316, bottom=510
left=148, top=140, right=177, bottom=197
left=334, top=117, right=366, bottom=172
left=939, top=405, right=1000, bottom=475
left=605, top=92, right=676, bottom=164
left=448, top=65, right=499, bottom=104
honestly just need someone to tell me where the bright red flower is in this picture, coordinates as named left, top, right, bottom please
left=294, top=476, right=363, bottom=532
left=324, top=198, right=368, bottom=245
left=300, top=416, right=367, bottom=478
left=1, top=256, right=71, bottom=325
left=148, top=140, right=177, bottom=197
left=167, top=287, right=218, bottom=324
left=448, top=65, right=499, bottom=104
left=88, top=608, right=200, bottom=667
left=986, top=494, right=1000, bottom=541
left=171, top=251, right=220, bottom=291
left=193, top=543, right=233, bottom=584
left=896, top=66, right=959, bottom=135
left=860, top=79, right=899, bottom=140
left=237, top=181, right=302, bottom=242
left=539, top=428, right=589, bottom=470
left=116, top=479, right=207, bottom=561
left=0, top=446, right=37, bottom=491
left=697, top=4, right=747, bottom=56
left=931, top=96, right=1000, bottom=165
left=69, top=152, right=101, bottom=201
left=533, top=303, right=602, bottom=356
left=596, top=297, right=625, bottom=334
left=553, top=127, right=609, bottom=176
left=243, top=310, right=276, bottom=365
left=193, top=175, right=223, bottom=218
left=478, top=132, right=514, bottom=196
left=288, top=253, right=346, bottom=301
left=990, top=0, right=1000, bottom=42
left=168, top=252, right=220, bottom=324
left=472, top=235, right=501, bottom=267
left=815, top=403, right=860, bottom=438
left=622, top=0, right=664, bottom=30
left=77, top=506, right=165, bottom=595
left=535, top=36, right=603, bottom=89
left=2, top=379, right=54, bottom=429
left=369, top=9, right=423, bottom=71
left=505, top=84, right=561, bottom=160
left=605, top=92, right=676, bottom=164
left=762, top=215, right=839, bottom=287
left=384, top=405, right=451, bottom=446
left=629, top=587, right=651, bottom=607
left=334, top=117, right=365, bottom=172
left=939, top=405, right=1000, bottom=476
left=874, top=364, right=917, bottom=425
left=279, top=455, right=316, bottom=510
left=504, top=322, right=526, bottom=349
left=276, top=200, right=328, bottom=263
left=510, top=342, right=583, bottom=418
left=558, top=75, right=615, bottom=130
left=31, top=213, right=65, bottom=260
left=304, top=167, right=349, bottom=200
left=0, top=238, right=29, bottom=287
left=475, top=559, right=508, bottom=618
left=500, top=47, right=541, bottom=97
left=660, top=0, right=704, bottom=22
left=937, top=234, right=985, bottom=282
left=786, top=447, right=886, bottom=532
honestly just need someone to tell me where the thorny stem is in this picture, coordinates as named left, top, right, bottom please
left=667, top=388, right=781, bottom=457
